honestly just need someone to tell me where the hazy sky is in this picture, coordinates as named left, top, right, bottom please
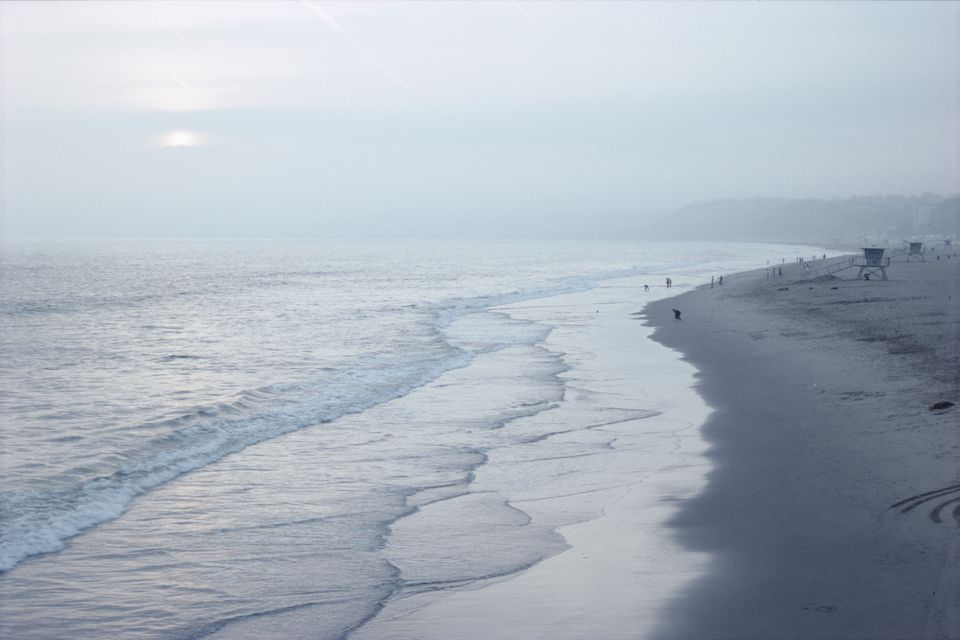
left=1, top=1, right=957, bottom=238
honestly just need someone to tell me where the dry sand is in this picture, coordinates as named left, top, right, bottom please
left=647, top=255, right=960, bottom=639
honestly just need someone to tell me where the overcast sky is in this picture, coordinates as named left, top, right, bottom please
left=1, top=1, right=957, bottom=239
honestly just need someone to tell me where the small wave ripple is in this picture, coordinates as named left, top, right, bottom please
left=0, top=265, right=639, bottom=573
left=0, top=354, right=470, bottom=572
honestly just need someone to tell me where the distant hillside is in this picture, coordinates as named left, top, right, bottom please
left=643, top=194, right=959, bottom=245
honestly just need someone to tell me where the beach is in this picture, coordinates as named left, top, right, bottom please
left=647, top=255, right=960, bottom=639
left=354, top=254, right=960, bottom=639
left=4, top=1, right=956, bottom=637
left=351, top=275, right=718, bottom=639
left=3, top=242, right=956, bottom=639
left=2, top=240, right=819, bottom=640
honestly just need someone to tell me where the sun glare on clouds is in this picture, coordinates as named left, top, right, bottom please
left=158, top=130, right=207, bottom=148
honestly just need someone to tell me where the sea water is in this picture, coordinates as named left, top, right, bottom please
left=0, top=239, right=817, bottom=639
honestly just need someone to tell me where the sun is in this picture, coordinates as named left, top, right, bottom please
left=159, top=130, right=205, bottom=148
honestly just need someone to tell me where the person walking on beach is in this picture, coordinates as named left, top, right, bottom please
left=644, top=284, right=649, bottom=292
left=666, top=277, right=672, bottom=288
left=778, top=266, right=783, bottom=277
left=711, top=276, right=715, bottom=288
left=718, top=275, right=723, bottom=286
left=672, top=308, right=682, bottom=320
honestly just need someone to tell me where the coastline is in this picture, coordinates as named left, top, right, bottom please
left=646, top=256, right=960, bottom=638
left=351, top=275, right=717, bottom=639
left=351, top=254, right=960, bottom=640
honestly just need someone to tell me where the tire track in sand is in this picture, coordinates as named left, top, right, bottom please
left=890, top=484, right=960, bottom=526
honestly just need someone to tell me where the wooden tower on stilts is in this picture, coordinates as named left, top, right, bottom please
left=855, top=247, right=889, bottom=280
left=906, top=242, right=925, bottom=262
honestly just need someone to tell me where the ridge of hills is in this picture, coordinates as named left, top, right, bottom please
left=643, top=194, right=959, bottom=245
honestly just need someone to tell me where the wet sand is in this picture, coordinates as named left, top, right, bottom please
left=352, top=276, right=718, bottom=639
left=646, top=255, right=960, bottom=639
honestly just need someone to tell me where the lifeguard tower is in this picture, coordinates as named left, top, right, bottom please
left=855, top=247, right=889, bottom=281
left=906, top=242, right=925, bottom=262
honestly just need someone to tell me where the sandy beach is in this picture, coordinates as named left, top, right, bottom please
left=646, top=254, right=960, bottom=639
left=355, top=253, right=959, bottom=639
left=4, top=2, right=956, bottom=637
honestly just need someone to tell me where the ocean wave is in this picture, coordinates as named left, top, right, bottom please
left=0, top=353, right=471, bottom=572
left=0, top=269, right=624, bottom=573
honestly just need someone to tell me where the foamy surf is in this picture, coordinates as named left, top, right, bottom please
left=1, top=240, right=824, bottom=639
left=0, top=266, right=637, bottom=573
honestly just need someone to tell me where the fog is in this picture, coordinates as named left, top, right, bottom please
left=1, top=1, right=956, bottom=239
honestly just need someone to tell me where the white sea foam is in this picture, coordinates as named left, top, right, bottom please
left=0, top=268, right=628, bottom=572
left=0, top=240, right=829, bottom=639
left=0, top=353, right=469, bottom=571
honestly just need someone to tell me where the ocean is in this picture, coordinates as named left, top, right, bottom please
left=0, top=239, right=818, bottom=639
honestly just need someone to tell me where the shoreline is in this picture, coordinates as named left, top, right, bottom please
left=646, top=256, right=960, bottom=638
left=352, top=253, right=960, bottom=639
left=350, top=276, right=717, bottom=639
